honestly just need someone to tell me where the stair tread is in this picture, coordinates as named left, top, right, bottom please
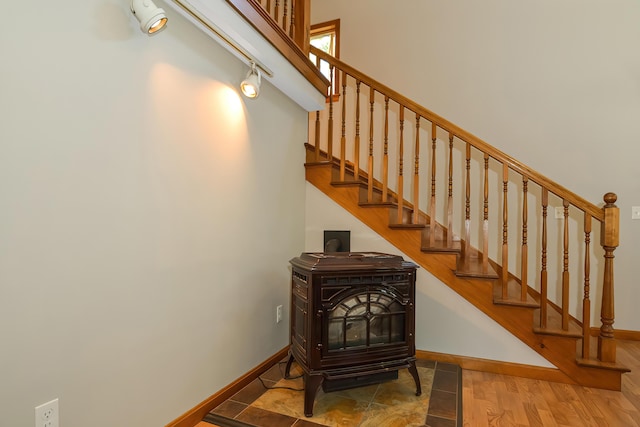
left=421, top=226, right=461, bottom=253
left=577, top=337, right=631, bottom=372
left=455, top=250, right=499, bottom=279
left=532, top=307, right=583, bottom=338
left=387, top=205, right=426, bottom=229
left=493, top=279, right=539, bottom=308
left=389, top=223, right=426, bottom=229
left=576, top=357, right=631, bottom=372
left=331, top=179, right=365, bottom=187
left=358, top=186, right=397, bottom=207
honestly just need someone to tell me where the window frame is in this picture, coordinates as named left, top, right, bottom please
left=310, top=19, right=340, bottom=101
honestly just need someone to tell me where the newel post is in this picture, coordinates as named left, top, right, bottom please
left=598, top=192, right=619, bottom=363
left=293, top=0, right=310, bottom=54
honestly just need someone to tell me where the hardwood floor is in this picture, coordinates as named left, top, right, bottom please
left=463, top=339, right=640, bottom=426
left=194, top=340, right=639, bottom=427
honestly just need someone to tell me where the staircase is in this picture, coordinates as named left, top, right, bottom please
left=304, top=47, right=629, bottom=391
left=226, top=0, right=629, bottom=392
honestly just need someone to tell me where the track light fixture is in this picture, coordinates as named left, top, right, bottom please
left=131, top=0, right=168, bottom=35
left=240, top=62, right=261, bottom=99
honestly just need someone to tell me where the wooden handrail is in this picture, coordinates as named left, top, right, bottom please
left=310, top=46, right=603, bottom=220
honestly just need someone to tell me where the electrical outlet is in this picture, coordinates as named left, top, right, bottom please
left=276, top=305, right=283, bottom=323
left=35, top=398, right=58, bottom=427
left=554, top=206, right=564, bottom=219
left=632, top=206, right=640, bottom=220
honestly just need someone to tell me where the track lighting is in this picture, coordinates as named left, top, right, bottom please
left=131, top=0, right=168, bottom=35
left=240, top=62, right=261, bottom=99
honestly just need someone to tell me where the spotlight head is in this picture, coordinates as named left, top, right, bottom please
left=131, top=0, right=168, bottom=35
left=241, top=63, right=261, bottom=99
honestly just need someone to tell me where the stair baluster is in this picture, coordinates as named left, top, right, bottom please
left=540, top=188, right=549, bottom=329
left=289, top=0, right=294, bottom=38
left=482, top=154, right=490, bottom=273
left=562, top=199, right=570, bottom=331
left=282, top=0, right=287, bottom=31
left=447, top=134, right=454, bottom=248
left=339, top=71, right=346, bottom=181
left=582, top=213, right=592, bottom=359
left=367, top=87, right=375, bottom=202
left=413, top=114, right=420, bottom=225
left=501, top=164, right=509, bottom=299
left=521, top=177, right=529, bottom=301
left=396, top=106, right=405, bottom=223
left=313, top=110, right=320, bottom=162
left=464, top=143, right=471, bottom=256
left=382, top=96, right=390, bottom=202
left=327, top=64, right=334, bottom=160
left=428, top=123, right=437, bottom=247
left=354, top=80, right=361, bottom=180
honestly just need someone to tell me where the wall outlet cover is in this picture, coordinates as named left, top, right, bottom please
left=35, top=398, right=58, bottom=427
left=554, top=206, right=564, bottom=219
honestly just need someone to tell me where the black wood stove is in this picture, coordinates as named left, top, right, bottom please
left=286, top=252, right=421, bottom=417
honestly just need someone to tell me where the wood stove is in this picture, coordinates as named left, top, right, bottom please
left=286, top=252, right=421, bottom=417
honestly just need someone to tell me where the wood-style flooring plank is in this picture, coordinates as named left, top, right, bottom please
left=463, top=340, right=640, bottom=427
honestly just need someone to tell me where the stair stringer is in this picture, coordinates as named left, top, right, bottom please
left=305, top=161, right=624, bottom=391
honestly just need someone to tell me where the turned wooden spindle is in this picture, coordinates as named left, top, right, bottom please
left=339, top=71, right=346, bottom=181
left=382, top=96, right=389, bottom=202
left=447, top=133, right=454, bottom=247
left=562, top=199, right=570, bottom=331
left=314, top=110, right=320, bottom=161
left=282, top=0, right=288, bottom=31
left=354, top=80, right=361, bottom=179
left=501, top=163, right=509, bottom=299
left=327, top=65, right=334, bottom=159
left=464, top=142, right=471, bottom=255
left=482, top=154, right=489, bottom=272
left=289, top=0, right=294, bottom=38
left=397, top=106, right=405, bottom=223
left=368, top=87, right=375, bottom=202
left=540, top=188, right=549, bottom=329
left=582, top=213, right=592, bottom=359
left=413, top=114, right=420, bottom=224
left=521, top=177, right=528, bottom=301
left=429, top=123, right=437, bottom=247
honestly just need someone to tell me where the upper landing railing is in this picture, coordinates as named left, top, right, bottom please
left=224, top=0, right=326, bottom=93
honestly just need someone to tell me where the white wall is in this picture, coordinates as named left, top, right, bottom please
left=0, top=1, right=306, bottom=426
left=311, top=0, right=640, bottom=331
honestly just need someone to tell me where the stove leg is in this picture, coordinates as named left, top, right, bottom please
left=408, top=361, right=422, bottom=396
left=303, top=373, right=323, bottom=417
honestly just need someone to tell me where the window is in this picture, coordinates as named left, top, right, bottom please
left=310, top=19, right=340, bottom=100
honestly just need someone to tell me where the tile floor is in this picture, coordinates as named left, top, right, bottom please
left=203, top=358, right=461, bottom=427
